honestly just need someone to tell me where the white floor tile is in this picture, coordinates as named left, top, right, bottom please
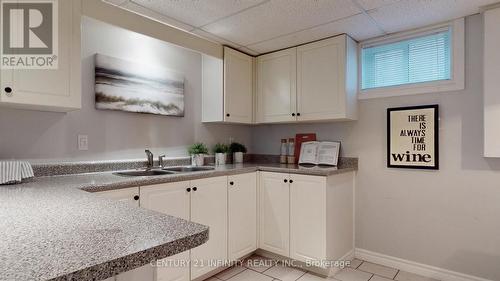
left=215, top=266, right=246, bottom=280
left=349, top=259, right=363, bottom=269
left=263, top=264, right=306, bottom=281
left=334, top=268, right=373, bottom=281
left=358, top=262, right=398, bottom=279
left=243, top=254, right=275, bottom=272
left=227, top=269, right=274, bottom=281
left=369, top=276, right=393, bottom=281
left=297, top=272, right=332, bottom=281
left=395, top=271, right=440, bottom=281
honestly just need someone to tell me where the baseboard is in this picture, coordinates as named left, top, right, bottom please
left=355, top=248, right=492, bottom=281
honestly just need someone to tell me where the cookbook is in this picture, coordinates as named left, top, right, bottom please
left=298, top=141, right=341, bottom=166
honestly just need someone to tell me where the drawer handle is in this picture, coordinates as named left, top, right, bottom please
left=133, top=195, right=140, bottom=201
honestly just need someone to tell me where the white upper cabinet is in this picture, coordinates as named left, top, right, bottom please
left=0, top=0, right=81, bottom=112
left=484, top=7, right=500, bottom=157
left=296, top=35, right=357, bottom=121
left=228, top=172, right=257, bottom=261
left=256, top=48, right=297, bottom=123
left=256, top=35, right=357, bottom=124
left=202, top=47, right=253, bottom=124
left=224, top=47, right=254, bottom=123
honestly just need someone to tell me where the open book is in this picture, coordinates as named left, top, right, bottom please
left=298, top=141, right=341, bottom=166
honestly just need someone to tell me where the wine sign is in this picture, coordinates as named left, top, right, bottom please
left=387, top=105, right=439, bottom=170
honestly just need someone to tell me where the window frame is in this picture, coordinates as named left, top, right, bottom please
left=358, top=18, right=464, bottom=100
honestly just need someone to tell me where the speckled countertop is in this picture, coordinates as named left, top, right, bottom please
left=0, top=162, right=356, bottom=281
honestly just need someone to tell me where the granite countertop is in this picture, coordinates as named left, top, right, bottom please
left=0, top=162, right=356, bottom=281
left=0, top=181, right=208, bottom=281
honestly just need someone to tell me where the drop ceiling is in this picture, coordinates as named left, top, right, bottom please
left=104, top=0, right=500, bottom=55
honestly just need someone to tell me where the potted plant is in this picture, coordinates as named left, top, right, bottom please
left=229, top=142, right=247, bottom=164
left=213, top=143, right=229, bottom=166
left=188, top=143, right=208, bottom=166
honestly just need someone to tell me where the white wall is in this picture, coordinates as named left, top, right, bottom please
left=0, top=17, right=250, bottom=161
left=252, top=14, right=500, bottom=280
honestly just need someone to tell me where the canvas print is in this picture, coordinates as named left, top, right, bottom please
left=95, top=54, right=185, bottom=116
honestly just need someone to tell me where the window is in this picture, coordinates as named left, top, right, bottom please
left=359, top=19, right=464, bottom=99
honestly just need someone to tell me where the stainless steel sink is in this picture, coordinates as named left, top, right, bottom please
left=162, top=166, right=215, bottom=173
left=114, top=170, right=175, bottom=177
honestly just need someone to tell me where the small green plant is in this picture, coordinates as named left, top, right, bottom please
left=213, top=143, right=229, bottom=154
left=229, top=142, right=247, bottom=153
left=188, top=143, right=209, bottom=155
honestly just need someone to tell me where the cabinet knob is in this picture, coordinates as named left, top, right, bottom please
left=226, top=113, right=230, bottom=117
left=291, top=113, right=296, bottom=117
left=297, top=113, right=301, bottom=117
left=4, top=87, right=12, bottom=95
left=133, top=195, right=140, bottom=201
left=289, top=180, right=293, bottom=184
left=229, top=181, right=234, bottom=186
left=193, top=187, right=198, bottom=191
left=186, top=188, right=191, bottom=192
left=284, top=179, right=288, bottom=183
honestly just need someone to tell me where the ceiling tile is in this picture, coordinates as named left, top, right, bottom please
left=369, top=0, right=500, bottom=33
left=202, top=0, right=362, bottom=46
left=129, top=0, right=267, bottom=27
left=121, top=1, right=195, bottom=32
left=354, top=0, right=401, bottom=11
left=247, top=13, right=383, bottom=53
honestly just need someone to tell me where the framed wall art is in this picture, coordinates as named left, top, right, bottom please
left=387, top=105, right=439, bottom=170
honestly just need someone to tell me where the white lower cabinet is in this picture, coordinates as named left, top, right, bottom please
left=96, top=187, right=140, bottom=207
left=140, top=181, right=191, bottom=281
left=289, top=174, right=327, bottom=263
left=258, top=172, right=290, bottom=257
left=228, top=173, right=257, bottom=260
left=190, top=176, right=228, bottom=279
left=259, top=171, right=354, bottom=275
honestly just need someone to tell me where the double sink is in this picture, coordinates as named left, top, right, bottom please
left=114, top=166, right=215, bottom=177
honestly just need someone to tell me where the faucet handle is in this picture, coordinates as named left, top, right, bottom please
left=158, top=155, right=166, bottom=167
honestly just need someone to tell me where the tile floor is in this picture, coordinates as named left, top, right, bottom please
left=204, top=255, right=440, bottom=281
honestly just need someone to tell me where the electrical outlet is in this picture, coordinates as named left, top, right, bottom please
left=78, top=135, right=88, bottom=151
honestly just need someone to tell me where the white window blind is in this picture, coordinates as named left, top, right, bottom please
left=362, top=30, right=451, bottom=90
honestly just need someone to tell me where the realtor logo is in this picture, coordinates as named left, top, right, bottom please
left=1, top=0, right=58, bottom=69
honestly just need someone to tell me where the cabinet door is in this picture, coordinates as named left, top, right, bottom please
left=258, top=172, right=290, bottom=256
left=140, top=182, right=191, bottom=281
left=257, top=48, right=296, bottom=123
left=224, top=47, right=253, bottom=123
left=484, top=8, right=500, bottom=157
left=296, top=36, right=346, bottom=121
left=190, top=176, right=228, bottom=279
left=290, top=174, right=326, bottom=263
left=228, top=172, right=257, bottom=260
left=0, top=0, right=81, bottom=111
left=97, top=187, right=139, bottom=207
left=116, top=265, right=154, bottom=281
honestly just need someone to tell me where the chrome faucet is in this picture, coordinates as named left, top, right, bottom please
left=145, top=150, right=154, bottom=170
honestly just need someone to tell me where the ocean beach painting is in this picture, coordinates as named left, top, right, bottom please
left=95, top=54, right=185, bottom=116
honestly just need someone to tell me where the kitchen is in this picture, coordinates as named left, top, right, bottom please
left=1, top=0, right=500, bottom=281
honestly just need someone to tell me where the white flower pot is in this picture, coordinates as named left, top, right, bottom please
left=233, top=152, right=244, bottom=164
left=215, top=153, right=226, bottom=166
left=191, top=154, right=205, bottom=166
